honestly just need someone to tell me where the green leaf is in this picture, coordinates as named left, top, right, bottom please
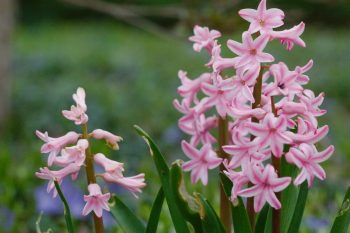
left=134, top=125, right=190, bottom=233
left=330, top=186, right=350, bottom=233
left=54, top=180, right=75, bottom=233
left=255, top=205, right=270, bottom=233
left=281, top=156, right=299, bottom=233
left=286, top=181, right=309, bottom=233
left=220, top=173, right=252, bottom=233
left=170, top=161, right=203, bottom=233
left=263, top=208, right=272, bottom=233
left=196, top=193, right=226, bottom=233
left=145, top=188, right=165, bottom=233
left=110, top=195, right=145, bottom=233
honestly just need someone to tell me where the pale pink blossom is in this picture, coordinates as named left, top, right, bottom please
left=286, top=117, right=329, bottom=145
left=227, top=97, right=266, bottom=122
left=185, top=114, right=217, bottom=146
left=62, top=87, right=88, bottom=125
left=239, top=0, right=285, bottom=33
left=94, top=153, right=146, bottom=198
left=181, top=141, right=222, bottom=185
left=189, top=25, right=221, bottom=53
left=294, top=59, right=313, bottom=85
left=209, top=42, right=238, bottom=72
left=263, top=62, right=303, bottom=97
left=35, top=163, right=81, bottom=197
left=270, top=22, right=306, bottom=51
left=90, top=129, right=123, bottom=150
left=177, top=70, right=211, bottom=103
left=285, top=143, right=334, bottom=187
left=82, top=183, right=110, bottom=218
left=298, top=90, right=326, bottom=129
left=227, top=32, right=274, bottom=68
left=36, top=130, right=80, bottom=166
left=54, top=139, right=88, bottom=167
left=245, top=113, right=292, bottom=157
left=239, top=164, right=291, bottom=212
left=201, top=75, right=235, bottom=117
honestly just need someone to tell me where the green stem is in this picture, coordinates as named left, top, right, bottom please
left=54, top=180, right=75, bottom=233
left=82, top=123, right=104, bottom=233
left=247, top=66, right=265, bottom=232
left=218, top=117, right=232, bottom=232
left=270, top=96, right=281, bottom=233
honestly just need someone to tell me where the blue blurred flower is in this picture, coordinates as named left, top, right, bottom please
left=305, top=216, right=329, bottom=231
left=0, top=206, right=14, bottom=231
left=35, top=179, right=86, bottom=219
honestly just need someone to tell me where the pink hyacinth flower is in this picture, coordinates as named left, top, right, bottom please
left=294, top=59, right=313, bottom=85
left=62, top=87, right=88, bottom=125
left=264, top=62, right=303, bottom=97
left=270, top=22, right=306, bottom=51
left=181, top=140, right=222, bottom=185
left=189, top=25, right=221, bottom=53
left=177, top=70, right=211, bottom=103
left=35, top=163, right=81, bottom=197
left=54, top=139, right=88, bottom=167
left=94, top=153, right=146, bottom=198
left=245, top=113, right=292, bottom=157
left=36, top=130, right=80, bottom=166
left=239, top=0, right=285, bottom=34
left=239, top=164, right=291, bottom=212
left=82, top=183, right=110, bottom=218
left=286, top=143, right=334, bottom=187
left=201, top=75, right=235, bottom=117
left=186, top=114, right=217, bottom=147
left=227, top=32, right=274, bottom=69
left=90, top=129, right=123, bottom=150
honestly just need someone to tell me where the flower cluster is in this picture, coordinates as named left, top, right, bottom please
left=174, top=0, right=334, bottom=212
left=35, top=87, right=146, bottom=218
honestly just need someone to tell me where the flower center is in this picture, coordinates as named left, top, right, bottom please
left=278, top=83, right=285, bottom=89
left=259, top=19, right=265, bottom=27
left=250, top=49, right=257, bottom=55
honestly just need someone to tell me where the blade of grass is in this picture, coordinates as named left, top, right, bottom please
left=330, top=186, right=350, bottom=233
left=134, top=125, right=190, bottom=233
left=145, top=188, right=165, bottom=233
left=110, top=195, right=145, bottom=233
left=54, top=180, right=75, bottom=233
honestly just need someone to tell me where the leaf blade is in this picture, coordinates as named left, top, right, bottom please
left=145, top=188, right=165, bottom=233
left=330, top=186, right=350, bottom=233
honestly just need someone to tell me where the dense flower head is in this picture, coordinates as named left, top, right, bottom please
left=36, top=87, right=145, bottom=218
left=174, top=0, right=334, bottom=212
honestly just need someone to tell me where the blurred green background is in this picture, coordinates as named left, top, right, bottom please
left=0, top=0, right=350, bottom=232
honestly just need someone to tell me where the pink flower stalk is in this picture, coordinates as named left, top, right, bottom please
left=286, top=143, right=334, bottom=187
left=189, top=25, right=221, bottom=53
left=239, top=164, right=291, bottom=212
left=239, top=0, right=285, bottom=34
left=36, top=130, right=80, bottom=166
left=227, top=32, right=274, bottom=69
left=35, top=163, right=81, bottom=197
left=90, top=129, right=123, bottom=150
left=54, top=139, right=88, bottom=167
left=82, top=183, right=111, bottom=218
left=175, top=0, right=334, bottom=212
left=181, top=140, right=222, bottom=185
left=62, top=87, right=88, bottom=125
left=94, top=153, right=146, bottom=198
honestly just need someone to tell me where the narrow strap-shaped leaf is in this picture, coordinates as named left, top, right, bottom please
left=145, top=188, right=165, bottom=233
left=330, top=186, right=350, bottom=233
left=255, top=205, right=270, bottom=233
left=54, top=180, right=75, bottom=233
left=281, top=156, right=299, bottom=233
left=220, top=173, right=252, bottom=233
left=110, top=195, right=145, bottom=233
left=170, top=162, right=203, bottom=233
left=196, top=193, right=226, bottom=233
left=286, top=181, right=308, bottom=233
left=134, top=125, right=190, bottom=233
left=263, top=208, right=272, bottom=233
